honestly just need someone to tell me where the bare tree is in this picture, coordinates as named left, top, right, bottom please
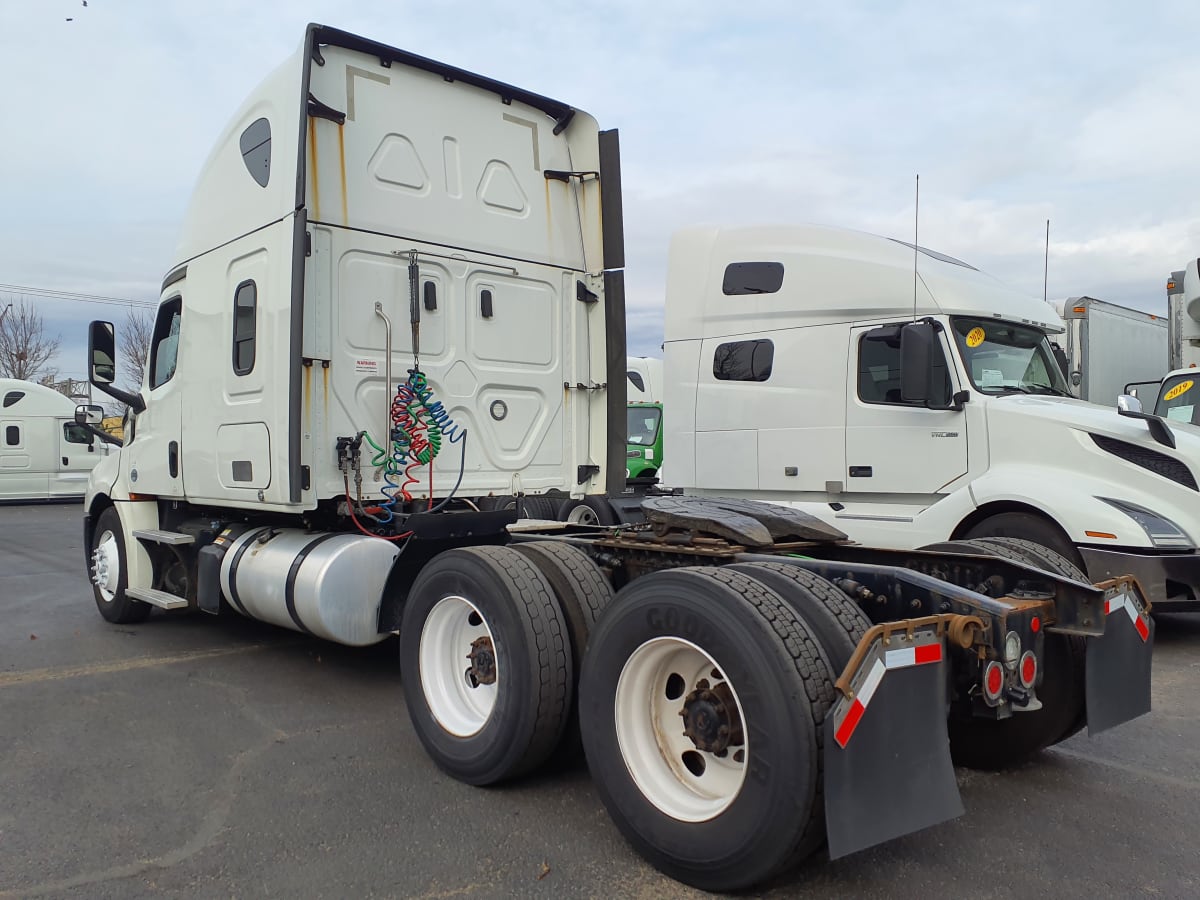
left=0, top=298, right=62, bottom=381
left=123, top=307, right=155, bottom=389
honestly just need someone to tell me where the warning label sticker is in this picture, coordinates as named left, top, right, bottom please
left=354, top=359, right=379, bottom=375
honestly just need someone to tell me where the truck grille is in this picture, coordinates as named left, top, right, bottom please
left=1090, top=434, right=1198, bottom=490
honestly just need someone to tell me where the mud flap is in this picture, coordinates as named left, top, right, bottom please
left=1085, top=586, right=1153, bottom=735
left=824, top=635, right=963, bottom=860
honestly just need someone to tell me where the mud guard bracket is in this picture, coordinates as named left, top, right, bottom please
left=825, top=633, right=963, bottom=860
left=1086, top=582, right=1153, bottom=735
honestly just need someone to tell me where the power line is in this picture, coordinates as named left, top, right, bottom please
left=0, top=283, right=157, bottom=309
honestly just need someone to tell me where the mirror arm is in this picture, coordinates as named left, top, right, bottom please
left=84, top=424, right=123, bottom=447
left=92, top=382, right=145, bottom=413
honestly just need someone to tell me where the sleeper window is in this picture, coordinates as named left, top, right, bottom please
left=232, top=280, right=257, bottom=375
left=713, top=340, right=774, bottom=382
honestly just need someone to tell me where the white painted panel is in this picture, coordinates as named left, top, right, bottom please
left=216, top=422, right=272, bottom=489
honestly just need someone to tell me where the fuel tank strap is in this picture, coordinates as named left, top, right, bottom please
left=226, top=528, right=269, bottom=617
left=284, top=534, right=341, bottom=635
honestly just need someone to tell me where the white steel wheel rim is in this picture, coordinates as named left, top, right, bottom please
left=614, top=637, right=748, bottom=822
left=419, top=595, right=499, bottom=737
left=567, top=504, right=599, bottom=526
left=92, top=530, right=121, bottom=602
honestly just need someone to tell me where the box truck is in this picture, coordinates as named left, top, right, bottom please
left=1056, top=296, right=1167, bottom=405
left=74, top=25, right=1152, bottom=891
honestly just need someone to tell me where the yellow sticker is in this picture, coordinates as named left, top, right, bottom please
left=1164, top=380, right=1194, bottom=402
left=966, top=326, right=986, bottom=348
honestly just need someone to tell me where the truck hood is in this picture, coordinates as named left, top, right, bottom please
left=985, top=394, right=1199, bottom=450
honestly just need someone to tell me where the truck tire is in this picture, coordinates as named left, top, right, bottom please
left=726, top=562, right=871, bottom=673
left=579, top=567, right=836, bottom=892
left=511, top=541, right=615, bottom=761
left=400, top=546, right=572, bottom=785
left=963, top=512, right=1084, bottom=571
left=89, top=506, right=152, bottom=624
left=919, top=538, right=1086, bottom=769
left=520, top=496, right=560, bottom=520
left=477, top=494, right=516, bottom=512
left=557, top=496, right=619, bottom=526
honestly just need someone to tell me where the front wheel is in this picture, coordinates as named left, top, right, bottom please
left=579, top=567, right=835, bottom=892
left=89, top=506, right=151, bottom=624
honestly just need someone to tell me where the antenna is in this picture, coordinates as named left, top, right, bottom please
left=912, top=174, right=920, bottom=321
left=1043, top=219, right=1050, bottom=305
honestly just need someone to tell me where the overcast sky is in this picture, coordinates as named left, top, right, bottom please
left=3, top=0, right=1200, bottom=379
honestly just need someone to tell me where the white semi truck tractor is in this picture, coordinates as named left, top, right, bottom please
left=76, top=25, right=1154, bottom=892
left=663, top=225, right=1200, bottom=615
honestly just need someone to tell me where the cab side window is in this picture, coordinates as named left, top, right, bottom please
left=232, top=280, right=257, bottom=375
left=63, top=423, right=94, bottom=445
left=858, top=329, right=951, bottom=406
left=149, top=297, right=183, bottom=390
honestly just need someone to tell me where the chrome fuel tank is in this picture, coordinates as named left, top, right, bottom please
left=219, top=527, right=399, bottom=646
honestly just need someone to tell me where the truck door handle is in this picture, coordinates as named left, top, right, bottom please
left=169, top=441, right=179, bottom=478
left=849, top=466, right=873, bottom=477
left=62, top=456, right=68, bottom=466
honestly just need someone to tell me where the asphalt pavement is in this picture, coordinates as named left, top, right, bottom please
left=2, top=503, right=1199, bottom=898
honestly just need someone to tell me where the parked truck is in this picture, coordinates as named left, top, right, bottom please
left=0, top=378, right=111, bottom=501
left=1125, top=264, right=1200, bottom=418
left=662, top=225, right=1200, bottom=615
left=75, top=25, right=1153, bottom=892
left=1055, top=296, right=1167, bottom=405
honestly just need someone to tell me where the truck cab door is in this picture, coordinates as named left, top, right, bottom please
left=125, top=296, right=184, bottom=497
left=52, top=419, right=98, bottom=496
left=844, top=323, right=967, bottom=496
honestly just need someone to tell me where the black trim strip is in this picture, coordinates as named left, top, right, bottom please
left=287, top=211, right=307, bottom=503
left=226, top=529, right=266, bottom=616
left=161, top=265, right=187, bottom=293
left=307, top=24, right=574, bottom=125
left=604, top=270, right=628, bottom=497
left=284, top=533, right=340, bottom=634
left=164, top=213, right=294, bottom=277
left=598, top=129, right=625, bottom=271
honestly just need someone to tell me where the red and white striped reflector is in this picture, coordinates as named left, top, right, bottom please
left=834, top=641, right=943, bottom=748
left=1105, top=592, right=1150, bottom=642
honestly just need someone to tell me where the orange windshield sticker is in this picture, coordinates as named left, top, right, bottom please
left=965, top=327, right=986, bottom=348
left=1164, top=380, right=1194, bottom=402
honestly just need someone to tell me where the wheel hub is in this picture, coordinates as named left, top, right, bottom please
left=466, top=636, right=497, bottom=687
left=679, top=679, right=743, bottom=754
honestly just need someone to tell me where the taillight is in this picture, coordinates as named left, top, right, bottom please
left=983, top=660, right=1005, bottom=702
left=1019, top=651, right=1037, bottom=689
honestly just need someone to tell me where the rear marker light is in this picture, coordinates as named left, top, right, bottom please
left=983, top=661, right=1004, bottom=701
left=1019, top=651, right=1037, bottom=688
left=833, top=639, right=943, bottom=748
left=1030, top=616, right=1041, bottom=633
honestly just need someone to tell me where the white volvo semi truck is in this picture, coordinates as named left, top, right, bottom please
left=76, top=25, right=1153, bottom=892
left=663, top=225, right=1200, bottom=614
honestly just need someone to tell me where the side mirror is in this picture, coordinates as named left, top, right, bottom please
left=899, top=321, right=934, bottom=403
left=1117, top=394, right=1143, bottom=415
left=75, top=404, right=104, bottom=426
left=89, top=321, right=116, bottom=385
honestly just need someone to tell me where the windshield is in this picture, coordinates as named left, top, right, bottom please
left=627, top=406, right=662, bottom=445
left=1155, top=373, right=1200, bottom=425
left=950, top=317, right=1071, bottom=397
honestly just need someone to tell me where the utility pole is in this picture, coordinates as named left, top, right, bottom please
left=0, top=301, right=11, bottom=326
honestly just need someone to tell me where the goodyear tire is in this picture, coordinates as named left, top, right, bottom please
left=921, top=538, right=1086, bottom=768
left=400, top=546, right=572, bottom=785
left=89, top=506, right=152, bottom=624
left=512, top=541, right=614, bottom=762
left=964, top=511, right=1084, bottom=571
left=579, top=567, right=836, bottom=891
left=726, top=562, right=871, bottom=673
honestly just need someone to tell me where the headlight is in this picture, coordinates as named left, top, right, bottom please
left=1097, top=497, right=1194, bottom=548
left=1004, top=631, right=1021, bottom=671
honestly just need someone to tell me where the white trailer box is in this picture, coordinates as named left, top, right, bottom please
left=0, top=378, right=106, bottom=500
left=1058, top=296, right=1167, bottom=405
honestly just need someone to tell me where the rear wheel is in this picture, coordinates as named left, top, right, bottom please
left=511, top=541, right=614, bottom=760
left=579, top=567, right=836, bottom=891
left=89, top=507, right=152, bottom=624
left=400, top=546, right=572, bottom=785
left=921, top=537, right=1087, bottom=768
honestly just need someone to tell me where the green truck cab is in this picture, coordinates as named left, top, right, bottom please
left=626, top=402, right=663, bottom=480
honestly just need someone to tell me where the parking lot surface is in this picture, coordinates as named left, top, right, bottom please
left=3, top=503, right=1200, bottom=898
